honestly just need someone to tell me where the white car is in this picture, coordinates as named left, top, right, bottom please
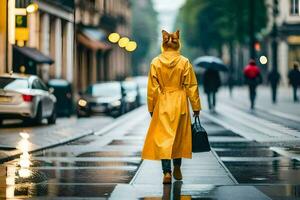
left=131, top=76, right=148, bottom=105
left=0, top=73, right=57, bottom=125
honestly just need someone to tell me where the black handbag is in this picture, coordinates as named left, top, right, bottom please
left=192, top=116, right=211, bottom=152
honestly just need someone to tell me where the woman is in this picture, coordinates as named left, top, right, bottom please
left=141, top=30, right=201, bottom=184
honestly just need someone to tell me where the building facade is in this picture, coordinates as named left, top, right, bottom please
left=267, top=0, right=300, bottom=85
left=75, top=0, right=132, bottom=91
left=2, top=0, right=74, bottom=83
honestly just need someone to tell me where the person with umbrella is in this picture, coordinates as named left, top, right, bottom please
left=203, top=69, right=221, bottom=111
left=193, top=56, right=227, bottom=110
left=243, top=59, right=262, bottom=109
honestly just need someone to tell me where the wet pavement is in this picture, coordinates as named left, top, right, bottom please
left=0, top=104, right=299, bottom=199
left=206, top=118, right=300, bottom=199
left=0, top=108, right=147, bottom=199
left=0, top=116, right=113, bottom=162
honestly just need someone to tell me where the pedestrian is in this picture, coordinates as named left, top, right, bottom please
left=267, top=70, right=280, bottom=103
left=142, top=30, right=201, bottom=184
left=243, top=59, right=262, bottom=109
left=288, top=62, right=300, bottom=102
left=203, top=69, right=221, bottom=111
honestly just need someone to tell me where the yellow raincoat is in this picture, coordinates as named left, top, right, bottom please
left=142, top=48, right=201, bottom=160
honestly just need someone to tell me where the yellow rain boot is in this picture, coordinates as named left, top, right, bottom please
left=173, top=166, right=182, bottom=180
left=163, top=172, right=172, bottom=184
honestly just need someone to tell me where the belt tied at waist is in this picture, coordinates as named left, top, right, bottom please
left=161, top=86, right=184, bottom=93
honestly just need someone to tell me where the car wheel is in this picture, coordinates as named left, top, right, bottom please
left=48, top=108, right=56, bottom=124
left=34, top=103, right=43, bottom=124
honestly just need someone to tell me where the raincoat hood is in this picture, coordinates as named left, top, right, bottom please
left=158, top=41, right=181, bottom=68
left=158, top=51, right=181, bottom=68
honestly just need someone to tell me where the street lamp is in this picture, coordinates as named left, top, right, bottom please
left=108, top=33, right=137, bottom=52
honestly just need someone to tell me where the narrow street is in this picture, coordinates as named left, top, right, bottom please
left=0, top=87, right=299, bottom=199
left=1, top=0, right=300, bottom=199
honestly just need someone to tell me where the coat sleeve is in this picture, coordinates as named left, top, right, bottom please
left=147, top=63, right=160, bottom=112
left=183, top=61, right=201, bottom=111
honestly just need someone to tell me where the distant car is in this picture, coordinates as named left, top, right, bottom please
left=122, top=80, right=140, bottom=111
left=77, top=82, right=126, bottom=117
left=0, top=73, right=57, bottom=125
left=131, top=76, right=147, bottom=105
left=48, top=79, right=73, bottom=117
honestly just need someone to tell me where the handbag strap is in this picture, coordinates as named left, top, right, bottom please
left=195, top=115, right=201, bottom=124
left=194, top=115, right=201, bottom=127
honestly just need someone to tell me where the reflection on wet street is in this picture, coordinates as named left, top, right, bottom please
left=207, top=120, right=300, bottom=199
left=1, top=113, right=300, bottom=199
left=0, top=118, right=146, bottom=199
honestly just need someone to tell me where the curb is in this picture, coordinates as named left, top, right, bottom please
left=94, top=106, right=147, bottom=136
left=211, top=149, right=238, bottom=184
left=0, top=129, right=94, bottom=164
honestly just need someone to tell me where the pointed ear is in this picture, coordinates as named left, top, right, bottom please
left=162, top=30, right=169, bottom=42
left=162, top=30, right=169, bottom=37
left=175, top=30, right=180, bottom=38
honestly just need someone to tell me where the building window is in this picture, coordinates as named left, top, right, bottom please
left=291, top=0, right=299, bottom=15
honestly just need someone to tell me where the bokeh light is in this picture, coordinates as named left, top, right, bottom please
left=259, top=55, right=268, bottom=65
left=108, top=33, right=120, bottom=43
left=26, top=3, right=38, bottom=13
left=125, top=41, right=137, bottom=52
left=118, top=37, right=129, bottom=48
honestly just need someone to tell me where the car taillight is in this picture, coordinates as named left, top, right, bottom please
left=22, top=94, right=33, bottom=102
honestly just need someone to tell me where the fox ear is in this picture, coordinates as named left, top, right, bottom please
left=162, top=30, right=169, bottom=41
left=162, top=30, right=169, bottom=37
left=175, top=30, right=180, bottom=38
left=162, top=30, right=169, bottom=35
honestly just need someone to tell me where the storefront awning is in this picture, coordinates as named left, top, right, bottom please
left=77, top=28, right=111, bottom=51
left=13, top=45, right=54, bottom=64
left=279, top=23, right=300, bottom=35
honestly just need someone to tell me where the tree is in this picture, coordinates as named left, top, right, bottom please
left=131, top=0, right=158, bottom=75
left=177, top=0, right=267, bottom=57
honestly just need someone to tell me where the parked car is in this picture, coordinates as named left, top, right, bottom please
left=0, top=73, right=56, bottom=125
left=131, top=76, right=147, bottom=105
left=122, top=79, right=140, bottom=111
left=48, top=79, right=73, bottom=117
left=77, top=82, right=126, bottom=117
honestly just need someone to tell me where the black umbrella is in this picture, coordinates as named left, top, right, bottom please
left=193, top=56, right=228, bottom=72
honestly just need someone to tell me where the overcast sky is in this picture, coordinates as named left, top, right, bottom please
left=152, top=0, right=186, bottom=32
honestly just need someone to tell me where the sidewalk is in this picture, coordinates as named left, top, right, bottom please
left=109, top=107, right=271, bottom=200
left=200, top=86, right=300, bottom=143
left=217, top=86, right=300, bottom=119
left=0, top=116, right=112, bottom=162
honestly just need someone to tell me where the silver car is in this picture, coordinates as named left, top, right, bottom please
left=0, top=73, right=57, bottom=125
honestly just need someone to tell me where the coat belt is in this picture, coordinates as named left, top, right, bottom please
left=161, top=86, right=184, bottom=93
